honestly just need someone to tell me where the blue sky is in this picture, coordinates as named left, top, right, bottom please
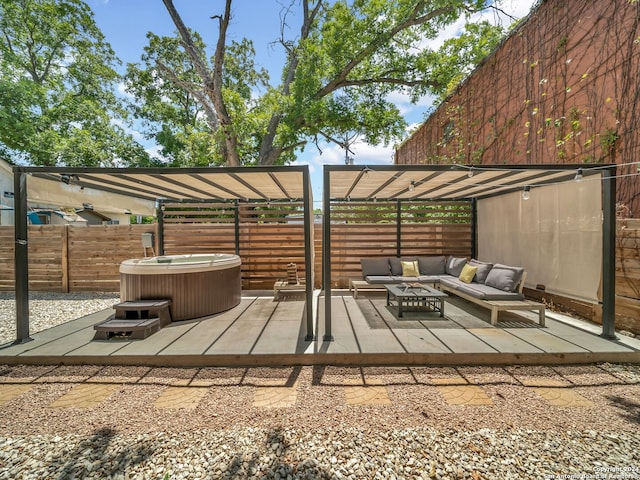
left=88, top=0, right=536, bottom=203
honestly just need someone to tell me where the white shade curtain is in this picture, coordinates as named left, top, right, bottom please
left=478, top=179, right=603, bottom=302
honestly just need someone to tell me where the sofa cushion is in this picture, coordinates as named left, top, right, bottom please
left=469, top=259, right=494, bottom=283
left=401, top=260, right=420, bottom=277
left=389, top=257, right=417, bottom=275
left=459, top=264, right=478, bottom=283
left=457, top=282, right=524, bottom=300
left=417, top=256, right=446, bottom=275
left=361, top=258, right=390, bottom=278
left=440, top=276, right=524, bottom=300
left=445, top=256, right=467, bottom=276
left=364, top=275, right=394, bottom=284
left=484, top=263, right=525, bottom=292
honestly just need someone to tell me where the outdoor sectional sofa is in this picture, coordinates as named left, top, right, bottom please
left=359, top=255, right=545, bottom=325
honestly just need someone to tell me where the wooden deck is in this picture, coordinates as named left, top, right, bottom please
left=1, top=291, right=639, bottom=367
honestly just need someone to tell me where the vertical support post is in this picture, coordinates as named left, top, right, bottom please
left=156, top=199, right=165, bottom=255
left=396, top=200, right=402, bottom=257
left=302, top=168, right=315, bottom=341
left=601, top=167, right=616, bottom=339
left=234, top=199, right=240, bottom=255
left=471, top=198, right=478, bottom=259
left=61, top=224, right=69, bottom=293
left=322, top=167, right=333, bottom=341
left=13, top=170, right=31, bottom=343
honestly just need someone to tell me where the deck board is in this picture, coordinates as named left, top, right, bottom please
left=316, top=297, right=360, bottom=354
left=252, top=300, right=307, bottom=354
left=467, top=328, right=544, bottom=353
left=206, top=298, right=276, bottom=355
left=344, top=297, right=405, bottom=353
left=115, top=322, right=197, bottom=356
left=372, top=299, right=452, bottom=353
left=161, top=298, right=255, bottom=355
left=541, top=318, right=635, bottom=352
left=505, top=328, right=590, bottom=353
left=429, top=329, right=498, bottom=353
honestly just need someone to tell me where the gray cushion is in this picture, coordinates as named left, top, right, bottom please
left=484, top=263, right=525, bottom=292
left=389, top=257, right=418, bottom=276
left=445, top=256, right=467, bottom=277
left=440, top=276, right=524, bottom=300
left=364, top=275, right=394, bottom=284
left=417, top=256, right=446, bottom=275
left=361, top=258, right=390, bottom=278
left=469, top=259, right=494, bottom=283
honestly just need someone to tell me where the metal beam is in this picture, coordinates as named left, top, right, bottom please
left=601, top=167, right=617, bottom=339
left=13, top=171, right=31, bottom=343
left=156, top=200, right=165, bottom=255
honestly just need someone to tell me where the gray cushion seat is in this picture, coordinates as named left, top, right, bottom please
left=439, top=277, right=524, bottom=301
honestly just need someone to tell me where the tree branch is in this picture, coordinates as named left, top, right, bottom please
left=316, top=2, right=454, bottom=99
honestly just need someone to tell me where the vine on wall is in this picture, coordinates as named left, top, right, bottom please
left=397, top=0, right=640, bottom=217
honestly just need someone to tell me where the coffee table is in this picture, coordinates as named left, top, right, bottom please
left=385, top=283, right=448, bottom=317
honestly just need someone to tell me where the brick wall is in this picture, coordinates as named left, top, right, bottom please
left=396, top=0, right=640, bottom=217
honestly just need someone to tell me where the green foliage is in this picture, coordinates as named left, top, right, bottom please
left=132, top=0, right=507, bottom=166
left=0, top=0, right=148, bottom=166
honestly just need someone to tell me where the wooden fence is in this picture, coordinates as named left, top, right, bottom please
left=1, top=213, right=638, bottom=334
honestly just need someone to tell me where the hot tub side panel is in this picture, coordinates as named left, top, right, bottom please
left=120, top=266, right=241, bottom=321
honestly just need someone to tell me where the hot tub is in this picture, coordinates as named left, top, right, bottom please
left=119, top=253, right=241, bottom=321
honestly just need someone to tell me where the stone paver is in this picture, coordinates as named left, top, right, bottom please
left=0, top=385, right=32, bottom=405
left=534, top=388, right=594, bottom=407
left=435, top=384, right=493, bottom=405
left=49, top=384, right=117, bottom=409
left=431, top=376, right=493, bottom=405
left=344, top=385, right=391, bottom=405
left=253, top=386, right=298, bottom=408
left=154, top=386, right=209, bottom=410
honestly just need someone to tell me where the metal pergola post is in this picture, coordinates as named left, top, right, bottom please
left=302, top=168, right=315, bottom=341
left=601, top=166, right=617, bottom=339
left=13, top=171, right=31, bottom=343
left=156, top=199, right=165, bottom=255
left=322, top=167, right=333, bottom=341
left=396, top=200, right=402, bottom=257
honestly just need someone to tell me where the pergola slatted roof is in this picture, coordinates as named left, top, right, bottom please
left=328, top=164, right=598, bottom=201
left=27, top=166, right=308, bottom=203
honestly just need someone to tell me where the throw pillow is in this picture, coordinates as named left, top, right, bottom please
left=445, top=256, right=467, bottom=276
left=360, top=258, right=390, bottom=277
left=484, top=263, right=525, bottom=292
left=390, top=256, right=417, bottom=275
left=401, top=260, right=420, bottom=277
left=417, top=256, right=446, bottom=275
left=458, top=264, right=478, bottom=283
left=469, top=259, right=494, bottom=283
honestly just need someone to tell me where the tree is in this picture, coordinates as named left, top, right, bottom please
left=0, top=0, right=148, bottom=166
left=131, top=0, right=506, bottom=166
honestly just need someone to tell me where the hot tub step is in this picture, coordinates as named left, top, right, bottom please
left=113, top=299, right=172, bottom=327
left=93, top=317, right=161, bottom=340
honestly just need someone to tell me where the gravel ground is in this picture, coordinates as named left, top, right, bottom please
left=1, top=293, right=639, bottom=479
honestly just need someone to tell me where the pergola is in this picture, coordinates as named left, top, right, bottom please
left=322, top=163, right=617, bottom=340
left=12, top=165, right=315, bottom=343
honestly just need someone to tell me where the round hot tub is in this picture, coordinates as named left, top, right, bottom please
left=119, top=253, right=241, bottom=321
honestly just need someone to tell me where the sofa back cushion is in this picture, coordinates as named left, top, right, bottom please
left=417, top=256, right=446, bottom=275
left=469, top=259, right=494, bottom=283
left=445, top=256, right=467, bottom=277
left=389, top=257, right=417, bottom=276
left=361, top=258, right=390, bottom=278
left=484, top=263, right=525, bottom=292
